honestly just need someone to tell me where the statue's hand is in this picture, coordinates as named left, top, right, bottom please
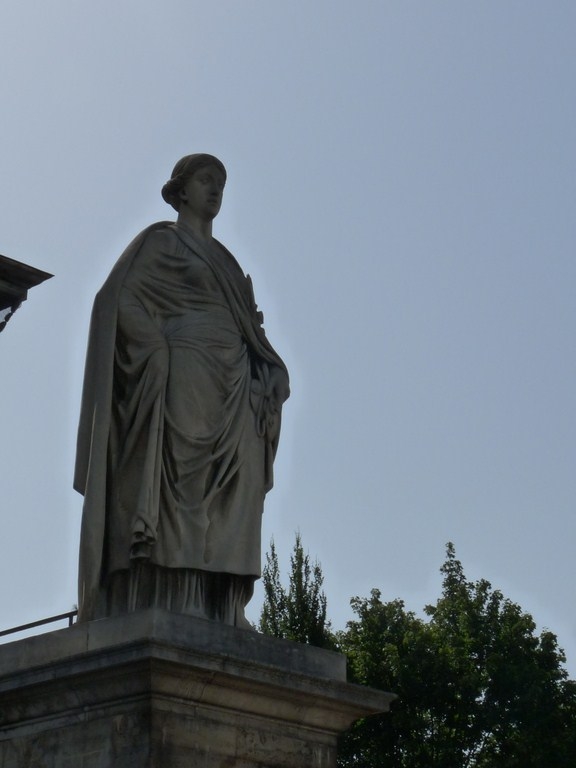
left=266, top=366, right=290, bottom=406
left=250, top=364, right=289, bottom=437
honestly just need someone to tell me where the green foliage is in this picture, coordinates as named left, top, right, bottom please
left=338, top=543, right=576, bottom=768
left=258, top=536, right=576, bottom=765
left=259, top=537, right=286, bottom=638
left=259, top=532, right=334, bottom=648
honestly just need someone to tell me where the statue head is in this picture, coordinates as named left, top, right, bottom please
left=162, top=154, right=227, bottom=212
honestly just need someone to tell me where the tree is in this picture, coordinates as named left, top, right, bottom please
left=337, top=591, right=435, bottom=767
left=259, top=537, right=286, bottom=639
left=259, top=532, right=334, bottom=648
left=338, top=543, right=576, bottom=768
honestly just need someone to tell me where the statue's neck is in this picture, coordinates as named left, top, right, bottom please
left=176, top=211, right=213, bottom=242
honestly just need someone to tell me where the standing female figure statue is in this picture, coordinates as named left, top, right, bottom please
left=74, top=154, right=289, bottom=628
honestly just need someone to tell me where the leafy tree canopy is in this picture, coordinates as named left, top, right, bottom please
left=259, top=537, right=576, bottom=766
left=259, top=532, right=334, bottom=649
left=338, top=543, right=576, bottom=768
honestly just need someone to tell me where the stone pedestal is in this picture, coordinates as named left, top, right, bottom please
left=0, top=610, right=393, bottom=767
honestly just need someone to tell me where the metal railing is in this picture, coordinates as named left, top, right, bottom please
left=0, top=610, right=77, bottom=639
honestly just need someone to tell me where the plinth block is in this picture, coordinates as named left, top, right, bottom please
left=0, top=610, right=393, bottom=767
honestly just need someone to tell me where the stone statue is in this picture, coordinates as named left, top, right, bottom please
left=74, top=154, right=289, bottom=627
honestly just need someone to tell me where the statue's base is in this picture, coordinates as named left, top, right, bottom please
left=0, top=609, right=393, bottom=767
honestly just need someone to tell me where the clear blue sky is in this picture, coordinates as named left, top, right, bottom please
left=1, top=1, right=575, bottom=673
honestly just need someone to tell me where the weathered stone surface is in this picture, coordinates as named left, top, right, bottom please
left=0, top=610, right=394, bottom=767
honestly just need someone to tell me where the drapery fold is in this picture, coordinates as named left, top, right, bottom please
left=75, top=222, right=288, bottom=622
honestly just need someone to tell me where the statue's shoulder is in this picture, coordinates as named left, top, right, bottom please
left=98, top=222, right=175, bottom=298
left=122, top=222, right=179, bottom=267
left=138, top=221, right=179, bottom=253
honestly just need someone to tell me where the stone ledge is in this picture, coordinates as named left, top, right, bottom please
left=0, top=609, right=345, bottom=682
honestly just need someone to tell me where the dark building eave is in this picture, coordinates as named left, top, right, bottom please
left=0, top=254, right=53, bottom=332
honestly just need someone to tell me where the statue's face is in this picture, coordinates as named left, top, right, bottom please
left=179, top=164, right=226, bottom=221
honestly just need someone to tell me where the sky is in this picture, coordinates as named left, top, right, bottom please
left=1, top=2, right=575, bottom=674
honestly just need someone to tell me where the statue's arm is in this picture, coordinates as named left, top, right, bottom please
left=115, top=231, right=172, bottom=364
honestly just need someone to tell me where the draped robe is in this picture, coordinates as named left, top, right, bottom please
left=74, top=222, right=288, bottom=624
